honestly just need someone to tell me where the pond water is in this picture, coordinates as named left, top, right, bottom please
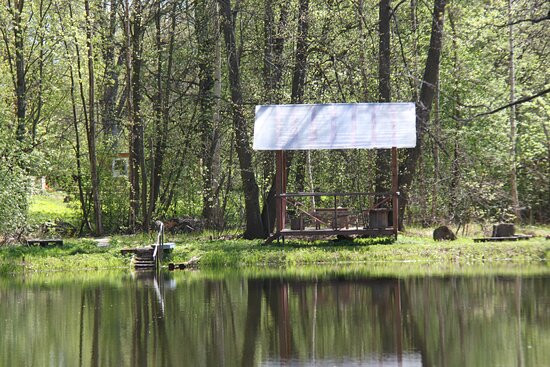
left=1, top=268, right=549, bottom=366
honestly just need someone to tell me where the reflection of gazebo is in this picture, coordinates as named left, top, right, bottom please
left=253, top=103, right=416, bottom=243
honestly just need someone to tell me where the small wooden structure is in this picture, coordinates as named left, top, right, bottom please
left=26, top=238, right=63, bottom=247
left=473, top=223, right=533, bottom=242
left=120, top=222, right=173, bottom=269
left=253, top=103, right=416, bottom=243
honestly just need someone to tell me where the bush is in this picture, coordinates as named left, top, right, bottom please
left=0, top=164, right=29, bottom=238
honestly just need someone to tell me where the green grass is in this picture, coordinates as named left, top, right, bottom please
left=1, top=233, right=549, bottom=275
left=104, top=230, right=550, bottom=270
left=0, top=238, right=127, bottom=273
left=28, top=192, right=79, bottom=227
left=159, top=235, right=550, bottom=267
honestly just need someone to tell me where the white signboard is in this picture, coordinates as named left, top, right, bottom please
left=253, top=103, right=416, bottom=150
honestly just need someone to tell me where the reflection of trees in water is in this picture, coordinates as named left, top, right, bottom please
left=1, top=273, right=550, bottom=366
left=238, top=277, right=406, bottom=364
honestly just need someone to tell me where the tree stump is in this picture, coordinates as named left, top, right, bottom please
left=433, top=226, right=456, bottom=241
left=369, top=208, right=389, bottom=229
left=492, top=223, right=515, bottom=238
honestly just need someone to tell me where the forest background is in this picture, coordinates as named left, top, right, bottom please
left=0, top=0, right=548, bottom=239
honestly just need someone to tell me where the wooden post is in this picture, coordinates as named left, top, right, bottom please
left=275, top=151, right=286, bottom=233
left=282, top=151, right=287, bottom=232
left=391, top=147, right=399, bottom=237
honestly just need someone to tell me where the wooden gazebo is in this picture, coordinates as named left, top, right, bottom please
left=253, top=103, right=416, bottom=243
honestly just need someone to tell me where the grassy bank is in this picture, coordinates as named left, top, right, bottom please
left=1, top=231, right=549, bottom=275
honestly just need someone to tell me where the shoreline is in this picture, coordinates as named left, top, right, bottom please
left=1, top=233, right=549, bottom=275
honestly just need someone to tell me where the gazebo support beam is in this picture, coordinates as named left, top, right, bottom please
left=275, top=150, right=287, bottom=234
left=391, top=147, right=399, bottom=237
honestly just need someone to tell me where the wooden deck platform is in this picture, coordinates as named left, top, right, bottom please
left=265, top=227, right=396, bottom=244
left=473, top=235, right=533, bottom=243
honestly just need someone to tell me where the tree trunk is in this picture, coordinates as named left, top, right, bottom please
left=431, top=72, right=440, bottom=223
left=211, top=6, right=223, bottom=228
left=85, top=0, right=104, bottom=236
left=148, top=0, right=163, bottom=225
left=218, top=0, right=264, bottom=239
left=56, top=2, right=92, bottom=234
left=260, top=1, right=289, bottom=235
left=508, top=0, right=520, bottom=221
left=290, top=0, right=309, bottom=195
left=149, top=0, right=177, bottom=220
left=357, top=0, right=370, bottom=101
left=448, top=6, right=462, bottom=225
left=375, top=0, right=391, bottom=194
left=101, top=0, right=120, bottom=138
left=196, top=0, right=221, bottom=229
left=10, top=0, right=27, bottom=142
left=124, top=0, right=138, bottom=231
left=399, top=0, right=447, bottom=227
left=131, top=0, right=148, bottom=231
left=291, top=0, right=308, bottom=104
left=31, top=0, right=46, bottom=146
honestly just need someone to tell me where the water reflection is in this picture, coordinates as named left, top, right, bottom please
left=0, top=270, right=549, bottom=366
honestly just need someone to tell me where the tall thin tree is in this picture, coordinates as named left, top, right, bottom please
left=84, top=0, right=104, bottom=235
left=218, top=0, right=264, bottom=238
left=507, top=0, right=520, bottom=221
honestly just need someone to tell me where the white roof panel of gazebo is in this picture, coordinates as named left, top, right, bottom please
left=253, top=103, right=416, bottom=150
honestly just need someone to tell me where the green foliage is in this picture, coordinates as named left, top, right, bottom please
left=0, top=230, right=548, bottom=274
left=0, top=0, right=548, bottom=237
left=28, top=193, right=78, bottom=226
left=0, top=162, right=29, bottom=237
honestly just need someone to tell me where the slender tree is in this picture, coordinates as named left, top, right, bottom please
left=124, top=0, right=138, bottom=230
left=507, top=0, right=520, bottom=220
left=400, top=0, right=447, bottom=226
left=375, top=0, right=391, bottom=195
left=196, top=0, right=222, bottom=229
left=101, top=0, right=121, bottom=138
left=218, top=0, right=264, bottom=238
left=260, top=0, right=289, bottom=235
left=84, top=0, right=104, bottom=236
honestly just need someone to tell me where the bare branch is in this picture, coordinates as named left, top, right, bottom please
left=475, top=87, right=550, bottom=117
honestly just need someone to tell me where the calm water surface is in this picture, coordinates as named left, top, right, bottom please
left=1, top=268, right=549, bottom=366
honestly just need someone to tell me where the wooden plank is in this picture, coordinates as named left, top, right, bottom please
left=280, top=191, right=390, bottom=198
left=120, top=247, right=155, bottom=256
left=276, top=150, right=284, bottom=233
left=26, top=239, right=63, bottom=247
left=391, top=147, right=398, bottom=237
left=279, top=228, right=395, bottom=237
left=473, top=235, right=532, bottom=243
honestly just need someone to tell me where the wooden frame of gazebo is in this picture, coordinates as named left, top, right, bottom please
left=267, top=149, right=399, bottom=243
left=253, top=103, right=415, bottom=244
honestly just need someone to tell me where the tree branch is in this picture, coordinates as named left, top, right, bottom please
left=475, top=87, right=550, bottom=117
